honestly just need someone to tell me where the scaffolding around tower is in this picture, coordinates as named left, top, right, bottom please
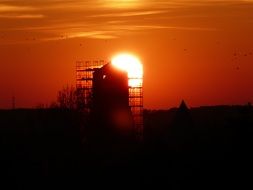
left=129, top=79, right=143, bottom=140
left=76, top=60, right=105, bottom=113
left=76, top=60, right=143, bottom=140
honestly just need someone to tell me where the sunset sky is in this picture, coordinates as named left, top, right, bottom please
left=0, top=0, right=253, bottom=109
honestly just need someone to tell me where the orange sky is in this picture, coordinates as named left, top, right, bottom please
left=0, top=0, right=253, bottom=109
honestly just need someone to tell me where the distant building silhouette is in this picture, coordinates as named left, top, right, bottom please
left=178, top=100, right=189, bottom=113
left=169, top=100, right=194, bottom=150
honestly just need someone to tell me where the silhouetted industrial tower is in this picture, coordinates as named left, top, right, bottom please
left=76, top=60, right=143, bottom=140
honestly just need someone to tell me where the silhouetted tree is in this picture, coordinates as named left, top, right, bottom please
left=57, top=85, right=77, bottom=110
left=53, top=85, right=86, bottom=111
left=75, top=88, right=86, bottom=111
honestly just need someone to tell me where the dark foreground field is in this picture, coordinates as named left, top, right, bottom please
left=0, top=105, right=253, bottom=189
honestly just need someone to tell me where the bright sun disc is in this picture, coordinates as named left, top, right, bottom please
left=111, top=53, right=143, bottom=87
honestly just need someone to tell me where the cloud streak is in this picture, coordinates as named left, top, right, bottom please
left=88, top=10, right=169, bottom=18
left=0, top=4, right=36, bottom=12
left=0, top=14, right=44, bottom=19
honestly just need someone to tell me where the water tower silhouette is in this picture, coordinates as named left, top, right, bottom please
left=91, top=63, right=134, bottom=141
left=76, top=60, right=143, bottom=141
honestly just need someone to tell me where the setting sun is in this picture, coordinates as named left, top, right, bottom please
left=111, top=53, right=143, bottom=87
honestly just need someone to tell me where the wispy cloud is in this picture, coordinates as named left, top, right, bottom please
left=0, top=4, right=36, bottom=12
left=0, top=4, right=43, bottom=20
left=124, top=25, right=218, bottom=31
left=67, top=31, right=115, bottom=39
left=88, top=10, right=169, bottom=18
left=0, top=0, right=253, bottom=44
left=0, top=14, right=44, bottom=19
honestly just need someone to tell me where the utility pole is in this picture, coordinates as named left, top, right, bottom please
left=12, top=95, right=15, bottom=109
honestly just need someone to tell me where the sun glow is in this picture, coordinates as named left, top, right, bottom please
left=111, top=53, right=143, bottom=87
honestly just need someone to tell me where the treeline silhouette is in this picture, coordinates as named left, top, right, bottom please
left=0, top=102, right=252, bottom=189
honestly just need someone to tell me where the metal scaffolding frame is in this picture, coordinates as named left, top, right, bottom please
left=129, top=81, right=143, bottom=140
left=76, top=60, right=104, bottom=112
